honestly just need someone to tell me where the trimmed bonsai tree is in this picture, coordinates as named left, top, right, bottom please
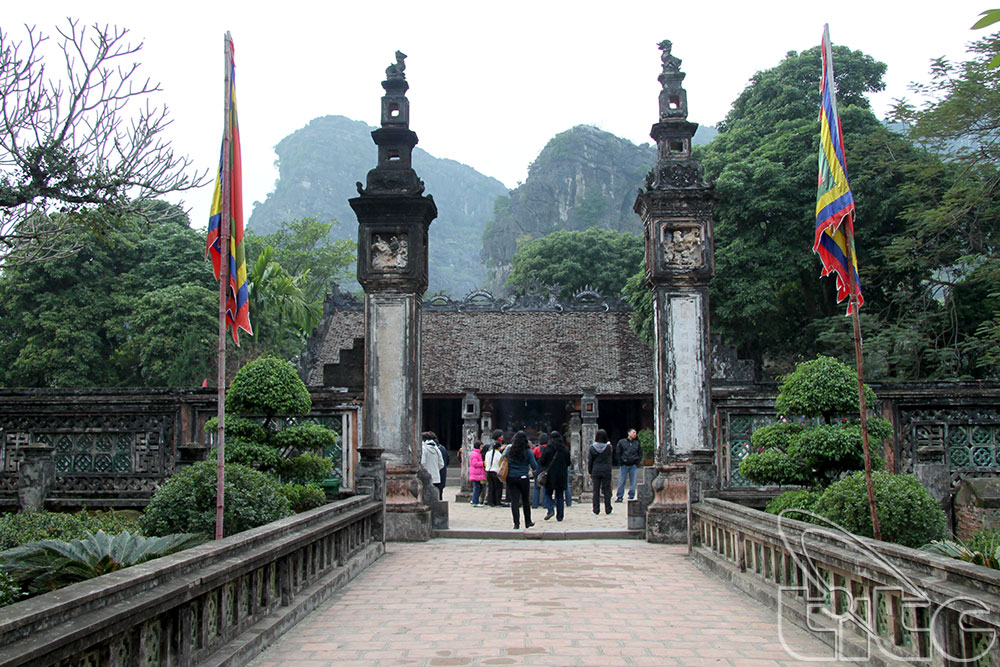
left=739, top=355, right=892, bottom=490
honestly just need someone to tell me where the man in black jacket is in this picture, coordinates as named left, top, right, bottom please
left=615, top=429, right=642, bottom=502
left=588, top=429, right=614, bottom=515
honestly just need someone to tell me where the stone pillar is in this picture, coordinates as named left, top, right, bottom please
left=580, top=389, right=598, bottom=493
left=634, top=40, right=717, bottom=543
left=914, top=445, right=952, bottom=534
left=456, top=389, right=480, bottom=503
left=17, top=443, right=54, bottom=512
left=355, top=444, right=386, bottom=543
left=568, top=411, right=582, bottom=498
left=480, top=411, right=493, bottom=440
left=350, top=52, right=438, bottom=542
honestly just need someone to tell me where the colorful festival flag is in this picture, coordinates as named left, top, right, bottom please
left=207, top=37, right=252, bottom=344
left=814, top=25, right=863, bottom=313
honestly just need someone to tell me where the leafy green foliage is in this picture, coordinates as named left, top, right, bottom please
left=637, top=428, right=655, bottom=461
left=0, top=531, right=203, bottom=594
left=226, top=356, right=311, bottom=420
left=273, top=423, right=337, bottom=453
left=739, top=356, right=888, bottom=488
left=280, top=452, right=334, bottom=485
left=0, top=571, right=24, bottom=608
left=221, top=442, right=285, bottom=476
left=139, top=460, right=291, bottom=536
left=815, top=471, right=947, bottom=548
left=204, top=416, right=268, bottom=444
left=277, top=484, right=327, bottom=513
left=969, top=527, right=1000, bottom=554
left=623, top=270, right=653, bottom=345
left=0, top=207, right=218, bottom=387
left=774, top=356, right=877, bottom=421
left=505, top=228, right=643, bottom=299
left=765, top=489, right=822, bottom=518
left=923, top=537, right=1000, bottom=570
left=0, top=510, right=141, bottom=551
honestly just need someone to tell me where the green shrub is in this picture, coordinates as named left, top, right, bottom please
left=774, top=355, right=876, bottom=421
left=273, top=422, right=337, bottom=453
left=739, top=448, right=810, bottom=487
left=204, top=415, right=268, bottom=443
left=140, top=460, right=291, bottom=537
left=280, top=452, right=334, bottom=485
left=0, top=571, right=24, bottom=608
left=0, top=510, right=141, bottom=551
left=221, top=442, right=285, bottom=475
left=1, top=531, right=203, bottom=594
left=226, top=356, right=310, bottom=420
left=765, top=489, right=822, bottom=518
left=637, top=428, right=655, bottom=460
left=923, top=538, right=1000, bottom=570
left=815, top=471, right=947, bottom=548
left=968, top=527, right=1000, bottom=555
left=278, top=484, right=327, bottom=513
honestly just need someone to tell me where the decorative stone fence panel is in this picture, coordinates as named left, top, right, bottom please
left=0, top=388, right=361, bottom=510
left=0, top=495, right=384, bottom=667
left=692, top=498, right=1000, bottom=666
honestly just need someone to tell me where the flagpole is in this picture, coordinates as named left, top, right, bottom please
left=215, top=32, right=233, bottom=541
left=843, top=217, right=881, bottom=541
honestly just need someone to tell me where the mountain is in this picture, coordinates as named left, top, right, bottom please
left=247, top=115, right=508, bottom=296
left=480, top=124, right=717, bottom=284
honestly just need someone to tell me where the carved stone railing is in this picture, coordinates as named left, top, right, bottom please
left=691, top=498, right=1000, bottom=666
left=0, top=496, right=383, bottom=666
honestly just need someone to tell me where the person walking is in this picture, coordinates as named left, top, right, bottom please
left=540, top=431, right=571, bottom=521
left=434, top=434, right=449, bottom=500
left=484, top=430, right=505, bottom=507
left=588, top=429, right=614, bottom=515
left=615, top=428, right=642, bottom=502
left=469, top=441, right=486, bottom=506
left=502, top=431, right=538, bottom=529
left=530, top=432, right=548, bottom=509
left=420, top=434, right=444, bottom=493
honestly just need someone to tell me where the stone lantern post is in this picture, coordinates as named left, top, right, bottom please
left=457, top=388, right=480, bottom=502
left=633, top=40, right=717, bottom=543
left=580, top=388, right=598, bottom=493
left=350, top=51, right=438, bottom=541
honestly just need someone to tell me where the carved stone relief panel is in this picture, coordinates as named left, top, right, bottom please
left=371, top=234, right=409, bottom=271
left=659, top=222, right=704, bottom=269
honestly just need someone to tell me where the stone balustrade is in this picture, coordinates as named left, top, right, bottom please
left=0, top=495, right=384, bottom=666
left=691, top=498, right=1000, bottom=666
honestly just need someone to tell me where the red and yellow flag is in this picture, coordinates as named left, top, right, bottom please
left=207, top=36, right=252, bottom=344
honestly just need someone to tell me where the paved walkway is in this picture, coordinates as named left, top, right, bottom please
left=251, top=539, right=842, bottom=666
left=443, top=483, right=630, bottom=533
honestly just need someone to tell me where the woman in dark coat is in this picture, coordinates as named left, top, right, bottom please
left=503, top=430, right=538, bottom=529
left=540, top=431, right=571, bottom=521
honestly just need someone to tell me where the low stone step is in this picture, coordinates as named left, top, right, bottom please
left=433, top=528, right=643, bottom=540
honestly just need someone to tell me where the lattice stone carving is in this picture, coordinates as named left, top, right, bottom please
left=898, top=407, right=1000, bottom=481
left=1, top=432, right=29, bottom=472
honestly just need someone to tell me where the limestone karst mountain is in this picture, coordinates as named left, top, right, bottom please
left=247, top=115, right=508, bottom=296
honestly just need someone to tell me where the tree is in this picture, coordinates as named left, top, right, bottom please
left=738, top=356, right=892, bottom=489
left=505, top=228, right=643, bottom=299
left=0, top=204, right=218, bottom=387
left=0, top=19, right=206, bottom=264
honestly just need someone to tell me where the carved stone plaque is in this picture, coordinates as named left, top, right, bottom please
left=371, top=234, right=409, bottom=271
left=659, top=223, right=703, bottom=268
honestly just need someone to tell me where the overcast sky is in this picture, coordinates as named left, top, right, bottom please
left=6, top=1, right=990, bottom=228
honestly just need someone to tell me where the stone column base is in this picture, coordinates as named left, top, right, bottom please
left=645, top=464, right=688, bottom=544
left=384, top=466, right=432, bottom=542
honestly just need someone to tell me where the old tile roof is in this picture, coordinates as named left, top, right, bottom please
left=306, top=309, right=653, bottom=396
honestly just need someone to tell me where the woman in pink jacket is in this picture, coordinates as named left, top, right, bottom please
left=469, top=441, right=487, bottom=507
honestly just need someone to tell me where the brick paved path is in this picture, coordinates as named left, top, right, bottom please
left=251, top=540, right=841, bottom=666
left=444, top=484, right=629, bottom=532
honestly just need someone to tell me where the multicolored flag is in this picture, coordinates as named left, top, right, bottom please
left=207, top=37, right=252, bottom=344
left=814, top=24, right=863, bottom=313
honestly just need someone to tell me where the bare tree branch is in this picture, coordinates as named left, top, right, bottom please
left=0, top=19, right=209, bottom=264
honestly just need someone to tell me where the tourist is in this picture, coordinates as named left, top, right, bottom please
left=484, top=430, right=505, bottom=507
left=588, top=429, right=614, bottom=515
left=469, top=441, right=486, bottom=506
left=615, top=428, right=642, bottom=502
left=530, top=432, right=548, bottom=509
left=540, top=431, right=571, bottom=521
left=420, top=432, right=444, bottom=493
left=502, top=430, right=538, bottom=529
left=433, top=433, right=449, bottom=500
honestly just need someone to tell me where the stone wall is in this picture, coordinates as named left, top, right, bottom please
left=954, top=477, right=1000, bottom=541
left=0, top=387, right=361, bottom=511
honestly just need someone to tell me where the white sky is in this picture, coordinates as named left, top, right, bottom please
left=5, top=1, right=990, bottom=228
